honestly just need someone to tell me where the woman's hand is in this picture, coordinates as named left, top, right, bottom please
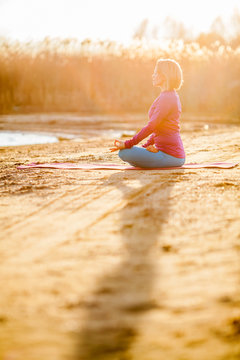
left=146, top=145, right=159, bottom=153
left=109, top=139, right=125, bottom=152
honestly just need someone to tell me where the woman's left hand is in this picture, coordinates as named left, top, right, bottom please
left=109, top=139, right=125, bottom=152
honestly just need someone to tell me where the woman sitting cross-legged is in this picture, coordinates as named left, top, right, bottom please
left=110, top=58, right=185, bottom=168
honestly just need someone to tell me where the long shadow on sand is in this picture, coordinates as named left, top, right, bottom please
left=76, top=170, right=184, bottom=359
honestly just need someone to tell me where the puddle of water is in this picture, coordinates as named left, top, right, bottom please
left=0, top=131, right=59, bottom=147
left=0, top=128, right=137, bottom=147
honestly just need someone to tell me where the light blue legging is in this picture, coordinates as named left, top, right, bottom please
left=118, top=146, right=185, bottom=168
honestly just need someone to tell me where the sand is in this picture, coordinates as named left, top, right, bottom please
left=0, top=114, right=240, bottom=360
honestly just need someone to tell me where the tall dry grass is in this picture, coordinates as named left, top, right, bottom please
left=0, top=37, right=240, bottom=116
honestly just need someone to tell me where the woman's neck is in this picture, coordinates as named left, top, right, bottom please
left=160, top=84, right=168, bottom=92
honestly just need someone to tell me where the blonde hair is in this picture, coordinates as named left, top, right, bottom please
left=156, top=59, right=183, bottom=91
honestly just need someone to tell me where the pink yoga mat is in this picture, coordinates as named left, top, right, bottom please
left=17, top=162, right=238, bottom=170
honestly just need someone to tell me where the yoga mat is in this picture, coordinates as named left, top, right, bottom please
left=17, top=162, right=239, bottom=170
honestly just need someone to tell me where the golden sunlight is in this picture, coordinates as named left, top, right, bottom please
left=0, top=0, right=239, bottom=43
left=1, top=1, right=240, bottom=360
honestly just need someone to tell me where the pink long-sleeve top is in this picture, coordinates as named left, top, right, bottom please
left=124, top=90, right=185, bottom=158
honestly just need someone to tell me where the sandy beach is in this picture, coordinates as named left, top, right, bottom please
left=0, top=114, right=240, bottom=360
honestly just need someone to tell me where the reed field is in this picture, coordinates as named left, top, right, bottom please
left=0, top=36, right=240, bottom=117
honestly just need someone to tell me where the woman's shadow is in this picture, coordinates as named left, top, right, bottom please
left=76, top=169, right=183, bottom=359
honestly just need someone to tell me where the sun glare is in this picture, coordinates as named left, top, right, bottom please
left=0, top=0, right=239, bottom=43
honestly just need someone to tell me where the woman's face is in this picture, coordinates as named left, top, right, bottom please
left=152, top=66, right=165, bottom=88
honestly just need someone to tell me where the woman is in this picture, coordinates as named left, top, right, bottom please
left=110, top=59, right=185, bottom=168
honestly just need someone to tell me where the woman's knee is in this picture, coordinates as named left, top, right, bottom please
left=118, top=148, right=135, bottom=162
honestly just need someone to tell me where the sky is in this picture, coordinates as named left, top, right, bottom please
left=0, top=0, right=239, bottom=44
